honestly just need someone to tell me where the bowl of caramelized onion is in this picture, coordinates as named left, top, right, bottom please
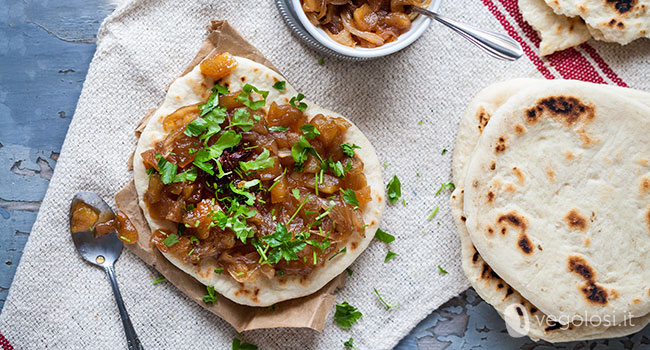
left=294, top=0, right=440, bottom=58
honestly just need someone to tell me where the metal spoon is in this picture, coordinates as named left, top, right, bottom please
left=70, top=191, right=143, bottom=350
left=410, top=6, right=523, bottom=61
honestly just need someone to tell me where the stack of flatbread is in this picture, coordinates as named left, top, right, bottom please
left=451, top=78, right=650, bottom=342
left=520, top=0, right=650, bottom=55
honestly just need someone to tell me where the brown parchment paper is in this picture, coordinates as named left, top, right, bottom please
left=115, top=20, right=346, bottom=333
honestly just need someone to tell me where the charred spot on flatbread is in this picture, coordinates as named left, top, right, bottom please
left=487, top=191, right=495, bottom=203
left=525, top=96, right=595, bottom=126
left=518, top=234, right=534, bottom=254
left=489, top=161, right=496, bottom=171
left=606, top=0, right=637, bottom=14
left=514, top=124, right=526, bottom=135
left=476, top=107, right=490, bottom=134
left=568, top=255, right=595, bottom=281
left=641, top=177, right=650, bottom=195
left=545, top=321, right=563, bottom=332
left=568, top=256, right=609, bottom=304
left=565, top=209, right=587, bottom=231
left=495, top=137, right=507, bottom=153
left=646, top=207, right=650, bottom=231
left=582, top=283, right=608, bottom=304
left=497, top=211, right=528, bottom=231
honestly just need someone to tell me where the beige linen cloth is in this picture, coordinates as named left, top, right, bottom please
left=1, top=0, right=648, bottom=349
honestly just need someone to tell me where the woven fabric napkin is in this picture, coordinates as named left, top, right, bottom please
left=1, top=0, right=648, bottom=349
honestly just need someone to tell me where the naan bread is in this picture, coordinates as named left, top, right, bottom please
left=520, top=0, right=591, bottom=55
left=462, top=80, right=650, bottom=325
left=452, top=79, right=650, bottom=341
left=133, top=56, right=385, bottom=306
left=543, top=0, right=650, bottom=44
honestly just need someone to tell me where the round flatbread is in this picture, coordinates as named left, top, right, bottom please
left=462, top=80, right=650, bottom=325
left=543, top=0, right=650, bottom=44
left=133, top=56, right=385, bottom=306
left=452, top=79, right=650, bottom=341
left=520, top=0, right=591, bottom=56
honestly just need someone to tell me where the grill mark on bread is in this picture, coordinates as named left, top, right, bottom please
left=525, top=96, right=595, bottom=126
left=514, top=124, right=526, bottom=135
left=546, top=168, right=555, bottom=182
left=518, top=234, right=534, bottom=254
left=545, top=321, right=563, bottom=332
left=568, top=256, right=595, bottom=280
left=495, top=137, right=507, bottom=153
left=641, top=177, right=650, bottom=195
left=568, top=256, right=609, bottom=304
left=476, top=107, right=490, bottom=134
left=565, top=209, right=588, bottom=231
left=606, top=0, right=637, bottom=14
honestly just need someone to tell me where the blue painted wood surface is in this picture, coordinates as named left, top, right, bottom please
left=1, top=1, right=648, bottom=348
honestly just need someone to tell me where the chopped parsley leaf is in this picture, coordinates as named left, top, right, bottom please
left=374, top=288, right=398, bottom=310
left=329, top=247, right=347, bottom=260
left=173, top=168, right=197, bottom=183
left=156, top=154, right=177, bottom=185
left=240, top=148, right=274, bottom=171
left=438, top=265, right=448, bottom=274
left=441, top=148, right=448, bottom=155
left=318, top=58, right=325, bottom=65
left=152, top=277, right=166, bottom=285
left=236, top=83, right=268, bottom=110
left=202, top=285, right=217, bottom=304
left=435, top=182, right=456, bottom=195
left=214, top=267, right=224, bottom=274
left=384, top=251, right=399, bottom=263
left=344, top=337, right=359, bottom=350
left=291, top=188, right=301, bottom=200
left=232, top=335, right=258, bottom=350
left=291, top=136, right=322, bottom=170
left=386, top=175, right=401, bottom=204
left=230, top=108, right=254, bottom=132
left=334, top=302, right=362, bottom=329
left=261, top=224, right=308, bottom=264
left=272, top=80, right=286, bottom=92
left=300, top=123, right=321, bottom=139
left=346, top=268, right=354, bottom=276
left=268, top=126, right=287, bottom=132
left=163, top=233, right=179, bottom=247
left=428, top=206, right=439, bottom=220
left=341, top=143, right=361, bottom=157
left=189, top=236, right=200, bottom=245
left=374, top=228, right=395, bottom=243
left=341, top=188, right=359, bottom=209
left=289, top=93, right=308, bottom=112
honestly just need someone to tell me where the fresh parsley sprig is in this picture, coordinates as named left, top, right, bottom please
left=386, top=175, right=401, bottom=204
left=334, top=302, right=362, bottom=329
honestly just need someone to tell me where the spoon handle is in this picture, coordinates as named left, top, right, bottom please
left=413, top=7, right=523, bottom=61
left=104, top=265, right=144, bottom=350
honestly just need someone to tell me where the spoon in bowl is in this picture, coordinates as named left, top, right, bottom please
left=410, top=6, right=523, bottom=61
left=69, top=191, right=143, bottom=350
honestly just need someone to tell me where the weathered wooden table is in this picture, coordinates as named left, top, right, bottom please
left=1, top=1, right=648, bottom=348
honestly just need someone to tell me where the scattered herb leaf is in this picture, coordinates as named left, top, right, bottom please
left=438, top=265, right=448, bottom=274
left=384, top=251, right=399, bottom=263
left=435, top=182, right=456, bottom=195
left=374, top=228, right=395, bottom=243
left=272, top=81, right=286, bottom=92
left=334, top=302, right=362, bottom=329
left=386, top=175, right=401, bottom=204
left=374, top=288, right=398, bottom=310
left=341, top=143, right=361, bottom=157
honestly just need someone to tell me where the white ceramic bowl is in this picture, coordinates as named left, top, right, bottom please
left=291, top=0, right=442, bottom=59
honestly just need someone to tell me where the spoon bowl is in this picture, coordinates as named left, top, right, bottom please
left=69, top=191, right=143, bottom=350
left=70, top=191, right=122, bottom=267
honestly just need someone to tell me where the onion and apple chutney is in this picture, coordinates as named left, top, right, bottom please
left=301, top=0, right=431, bottom=48
left=143, top=53, right=370, bottom=284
